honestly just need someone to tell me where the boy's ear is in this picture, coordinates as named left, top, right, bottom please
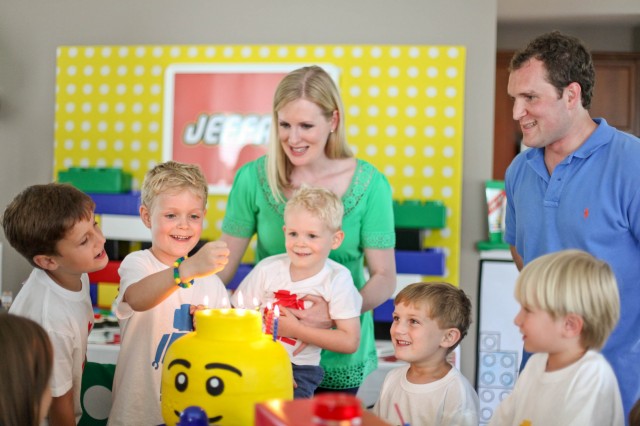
left=33, top=254, right=59, bottom=271
left=441, top=328, right=462, bottom=349
left=563, top=313, right=584, bottom=338
left=331, top=230, right=345, bottom=250
left=139, top=205, right=152, bottom=229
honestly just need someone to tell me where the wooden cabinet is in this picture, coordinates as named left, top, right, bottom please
left=492, top=51, right=640, bottom=180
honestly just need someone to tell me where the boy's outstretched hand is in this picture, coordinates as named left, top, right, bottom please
left=181, top=240, right=230, bottom=280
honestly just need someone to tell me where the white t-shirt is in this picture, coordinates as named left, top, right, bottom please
left=231, top=254, right=362, bottom=365
left=490, top=350, right=624, bottom=426
left=9, top=268, right=94, bottom=424
left=108, top=250, right=228, bottom=426
left=372, top=364, right=480, bottom=426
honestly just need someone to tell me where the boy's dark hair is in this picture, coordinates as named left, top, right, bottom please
left=510, top=30, right=595, bottom=110
left=395, top=282, right=472, bottom=354
left=2, top=183, right=95, bottom=267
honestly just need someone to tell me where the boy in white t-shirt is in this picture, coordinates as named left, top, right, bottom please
left=232, top=185, right=362, bottom=398
left=3, top=183, right=109, bottom=425
left=490, top=249, right=623, bottom=426
left=372, top=282, right=479, bottom=425
left=109, top=161, right=230, bottom=426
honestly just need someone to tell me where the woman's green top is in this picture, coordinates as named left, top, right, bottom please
left=222, top=156, right=396, bottom=389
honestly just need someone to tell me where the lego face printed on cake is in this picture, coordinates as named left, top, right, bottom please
left=163, top=357, right=243, bottom=423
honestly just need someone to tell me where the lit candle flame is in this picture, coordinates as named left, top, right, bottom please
left=237, top=291, right=244, bottom=308
left=274, top=305, right=280, bottom=317
left=203, top=295, right=209, bottom=308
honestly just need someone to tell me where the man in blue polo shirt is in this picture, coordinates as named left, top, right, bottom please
left=504, top=30, right=640, bottom=422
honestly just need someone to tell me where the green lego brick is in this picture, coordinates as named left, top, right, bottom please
left=393, top=200, right=446, bottom=229
left=58, top=167, right=132, bottom=193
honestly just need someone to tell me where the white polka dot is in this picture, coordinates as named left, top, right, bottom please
left=424, top=126, right=436, bottom=138
left=65, top=103, right=75, bottom=113
left=131, top=140, right=141, bottom=151
left=151, top=65, right=163, bottom=76
left=425, top=106, right=436, bottom=117
left=149, top=122, right=160, bottom=133
left=296, top=47, right=307, bottom=57
left=424, top=146, right=435, bottom=157
left=153, top=47, right=164, bottom=57
left=427, top=67, right=438, bottom=78
left=365, top=145, right=377, bottom=156
left=444, top=126, right=455, bottom=138
left=314, top=47, right=326, bottom=57
left=422, top=186, right=434, bottom=198
left=151, top=84, right=161, bottom=95
left=114, top=140, right=124, bottom=151
left=64, top=139, right=74, bottom=150
left=371, top=46, right=382, bottom=58
left=99, top=84, right=109, bottom=95
left=117, top=65, right=127, bottom=76
left=65, top=121, right=75, bottom=131
left=402, top=165, right=415, bottom=177
left=97, top=140, right=107, bottom=151
left=444, top=106, right=456, bottom=117
left=408, top=47, right=420, bottom=58
left=131, top=121, right=142, bottom=133
left=135, top=47, right=146, bottom=57
left=386, top=106, right=398, bottom=117
left=407, top=67, right=419, bottom=78
left=100, top=65, right=110, bottom=76
left=441, top=186, right=453, bottom=198
left=351, top=46, right=363, bottom=58
left=367, top=105, right=379, bottom=117
left=216, top=200, right=227, bottom=211
left=96, top=158, right=107, bottom=167
left=368, top=86, right=380, bottom=97
left=369, top=66, right=381, bottom=78
left=426, top=87, right=437, bottom=98
left=443, top=146, right=455, bottom=157
left=348, top=125, right=359, bottom=136
left=224, top=46, right=234, bottom=57
left=101, top=47, right=112, bottom=58
left=388, top=66, right=400, bottom=78
left=384, top=145, right=396, bottom=156
left=113, top=158, right=124, bottom=168
left=150, top=103, right=161, bottom=114
left=241, top=46, right=252, bottom=57
left=79, top=158, right=90, bottom=167
left=402, top=186, right=415, bottom=197
left=385, top=126, right=397, bottom=137
left=133, top=84, right=144, bottom=95
left=118, top=47, right=129, bottom=57
left=404, top=126, right=416, bottom=137
left=83, top=65, right=94, bottom=76
left=384, top=165, right=396, bottom=176
left=406, top=87, right=418, bottom=98
left=423, top=166, right=434, bottom=177
left=82, top=84, right=93, bottom=95
left=350, top=67, right=362, bottom=78
left=446, top=67, right=458, bottom=78
left=80, top=139, right=91, bottom=150
left=445, top=87, right=457, bottom=98
left=66, top=84, right=76, bottom=95
left=366, top=125, right=378, bottom=136
left=98, top=121, right=108, bottom=132
left=277, top=47, right=288, bottom=57
left=390, top=47, right=401, bottom=58
left=428, top=47, right=440, bottom=58
left=82, top=386, right=112, bottom=420
left=442, top=166, right=454, bottom=178
left=332, top=46, right=344, bottom=57
left=115, top=103, right=125, bottom=114
left=132, top=103, right=143, bottom=114
left=98, top=103, right=108, bottom=114
left=405, top=106, right=417, bottom=117
left=349, top=86, right=361, bottom=97
left=148, top=140, right=159, bottom=152
left=68, top=48, right=78, bottom=58
left=387, top=86, right=399, bottom=97
left=348, top=105, right=360, bottom=116
left=130, top=159, right=141, bottom=171
left=67, top=66, right=77, bottom=76
left=448, top=47, right=460, bottom=58
left=114, top=122, right=125, bottom=133
left=134, top=65, right=145, bottom=76
left=82, top=102, right=92, bottom=113
left=116, top=84, right=126, bottom=95
left=205, top=47, right=216, bottom=57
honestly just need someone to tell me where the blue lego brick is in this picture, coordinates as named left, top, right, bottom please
left=89, top=192, right=141, bottom=216
left=227, top=264, right=254, bottom=290
left=89, top=283, right=98, bottom=306
left=373, top=299, right=395, bottom=322
left=395, top=248, right=445, bottom=276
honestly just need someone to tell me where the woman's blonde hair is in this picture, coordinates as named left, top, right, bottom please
left=515, top=249, right=620, bottom=349
left=285, top=184, right=344, bottom=232
left=141, top=161, right=208, bottom=210
left=266, top=66, right=353, bottom=202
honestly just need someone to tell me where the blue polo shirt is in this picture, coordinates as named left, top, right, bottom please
left=505, top=118, right=640, bottom=416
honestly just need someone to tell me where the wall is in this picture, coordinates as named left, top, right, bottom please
left=0, top=0, right=497, bottom=381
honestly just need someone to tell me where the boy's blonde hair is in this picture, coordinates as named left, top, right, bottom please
left=515, top=249, right=620, bottom=350
left=395, top=282, right=472, bottom=354
left=141, top=161, right=208, bottom=210
left=284, top=185, right=343, bottom=232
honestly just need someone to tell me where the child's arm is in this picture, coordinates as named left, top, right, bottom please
left=278, top=314, right=360, bottom=354
left=124, top=241, right=229, bottom=311
left=48, top=389, right=75, bottom=426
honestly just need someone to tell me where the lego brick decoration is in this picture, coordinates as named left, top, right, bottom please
left=54, top=45, right=465, bottom=286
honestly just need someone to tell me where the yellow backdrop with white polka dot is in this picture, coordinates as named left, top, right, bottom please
left=54, top=45, right=465, bottom=286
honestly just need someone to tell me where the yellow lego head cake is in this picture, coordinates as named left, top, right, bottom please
left=161, top=308, right=293, bottom=425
